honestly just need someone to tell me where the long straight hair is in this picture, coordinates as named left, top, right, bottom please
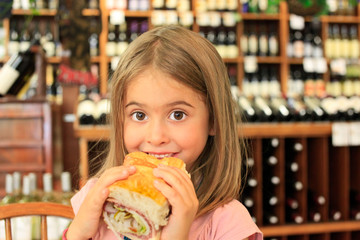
left=95, top=25, right=245, bottom=217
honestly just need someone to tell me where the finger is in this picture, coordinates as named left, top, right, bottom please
left=98, top=165, right=136, bottom=187
left=153, top=166, right=196, bottom=206
left=154, top=165, right=195, bottom=197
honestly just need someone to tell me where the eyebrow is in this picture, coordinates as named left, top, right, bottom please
left=125, top=101, right=195, bottom=109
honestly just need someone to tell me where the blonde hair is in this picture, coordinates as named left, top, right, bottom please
left=95, top=25, right=244, bottom=217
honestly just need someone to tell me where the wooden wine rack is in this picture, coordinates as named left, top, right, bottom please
left=73, top=122, right=360, bottom=239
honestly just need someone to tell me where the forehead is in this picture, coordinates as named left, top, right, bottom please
left=125, top=68, right=205, bottom=103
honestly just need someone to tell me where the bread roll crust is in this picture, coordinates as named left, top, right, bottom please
left=108, top=152, right=187, bottom=205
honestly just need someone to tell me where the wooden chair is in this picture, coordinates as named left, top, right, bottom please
left=0, top=202, right=74, bottom=240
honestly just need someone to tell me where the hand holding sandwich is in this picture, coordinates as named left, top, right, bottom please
left=153, top=163, right=199, bottom=240
left=103, top=152, right=198, bottom=240
left=66, top=165, right=137, bottom=240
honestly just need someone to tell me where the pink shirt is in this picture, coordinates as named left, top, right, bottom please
left=71, top=179, right=263, bottom=240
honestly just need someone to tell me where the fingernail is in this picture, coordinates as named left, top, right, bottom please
left=129, top=166, right=136, bottom=171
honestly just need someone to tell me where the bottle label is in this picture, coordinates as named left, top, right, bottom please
left=226, top=45, right=239, bottom=58
left=8, top=41, right=19, bottom=56
left=19, top=41, right=31, bottom=53
left=152, top=0, right=165, bottom=8
left=106, top=42, right=117, bottom=56
left=350, top=41, right=359, bottom=59
left=43, top=41, right=56, bottom=57
left=0, top=64, right=20, bottom=95
left=293, top=40, right=304, bottom=58
left=269, top=36, right=278, bottom=56
left=117, top=42, right=129, bottom=56
left=325, top=39, right=334, bottom=58
left=304, top=79, right=315, bottom=96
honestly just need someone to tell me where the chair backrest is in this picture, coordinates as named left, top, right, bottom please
left=0, top=202, right=74, bottom=240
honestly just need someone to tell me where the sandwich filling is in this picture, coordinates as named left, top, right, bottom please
left=104, top=200, right=154, bottom=239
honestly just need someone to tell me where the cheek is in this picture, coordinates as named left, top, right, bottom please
left=123, top=122, right=142, bottom=150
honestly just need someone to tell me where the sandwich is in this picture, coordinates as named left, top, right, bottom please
left=103, top=152, right=189, bottom=240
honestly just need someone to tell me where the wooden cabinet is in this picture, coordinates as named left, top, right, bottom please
left=0, top=100, right=52, bottom=196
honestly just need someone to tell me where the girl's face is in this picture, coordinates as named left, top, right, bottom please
left=123, top=68, right=213, bottom=170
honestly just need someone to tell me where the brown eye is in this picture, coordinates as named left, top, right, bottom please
left=132, top=112, right=147, bottom=121
left=170, top=111, right=186, bottom=121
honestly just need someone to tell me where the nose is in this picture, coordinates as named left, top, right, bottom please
left=146, top=119, right=169, bottom=146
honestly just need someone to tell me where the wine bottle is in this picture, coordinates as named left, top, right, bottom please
left=35, top=0, right=47, bottom=9
left=258, top=25, right=268, bottom=56
left=303, top=27, right=313, bottom=58
left=332, top=24, right=341, bottom=59
left=238, top=95, right=257, bottom=122
left=28, top=172, right=41, bottom=201
left=248, top=24, right=258, bottom=56
left=240, top=28, right=249, bottom=56
left=77, top=95, right=96, bottom=125
left=247, top=177, right=258, bottom=188
left=269, top=96, right=291, bottom=122
left=48, top=0, right=58, bottom=9
left=117, top=22, right=129, bottom=56
left=325, top=23, right=334, bottom=58
left=43, top=22, right=56, bottom=57
left=249, top=71, right=260, bottom=97
left=13, top=171, right=22, bottom=201
left=351, top=208, right=360, bottom=220
left=266, top=155, right=278, bottom=166
left=1, top=174, right=16, bottom=205
left=264, top=212, right=279, bottom=225
left=309, top=210, right=322, bottom=222
left=129, top=21, right=139, bottom=43
left=259, top=67, right=270, bottom=98
left=94, top=97, right=110, bottom=125
left=253, top=96, right=274, bottom=122
left=286, top=197, right=299, bottom=210
left=19, top=29, right=31, bottom=53
left=28, top=173, right=41, bottom=239
left=42, top=173, right=57, bottom=202
left=330, top=210, right=342, bottom=221
left=226, top=28, right=238, bottom=58
left=0, top=40, right=37, bottom=97
left=32, top=21, right=42, bottom=43
left=287, top=212, right=304, bottom=224
left=216, top=26, right=227, bottom=58
left=106, top=23, right=117, bottom=57
left=17, top=175, right=33, bottom=240
left=269, top=68, right=281, bottom=98
left=312, top=22, right=323, bottom=58
left=88, top=0, right=99, bottom=9
left=89, top=19, right=99, bottom=57
left=303, top=96, right=326, bottom=121
left=8, top=20, right=20, bottom=56
left=265, top=194, right=279, bottom=207
left=293, top=29, right=304, bottom=58
left=243, top=196, right=254, bottom=208
left=268, top=26, right=278, bottom=56
left=308, top=190, right=326, bottom=206
left=287, top=179, right=303, bottom=192
left=349, top=25, right=359, bottom=59
left=287, top=161, right=299, bottom=173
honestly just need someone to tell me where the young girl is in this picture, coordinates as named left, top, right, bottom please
left=65, top=25, right=263, bottom=240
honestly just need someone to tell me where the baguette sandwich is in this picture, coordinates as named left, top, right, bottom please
left=103, top=152, right=189, bottom=240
